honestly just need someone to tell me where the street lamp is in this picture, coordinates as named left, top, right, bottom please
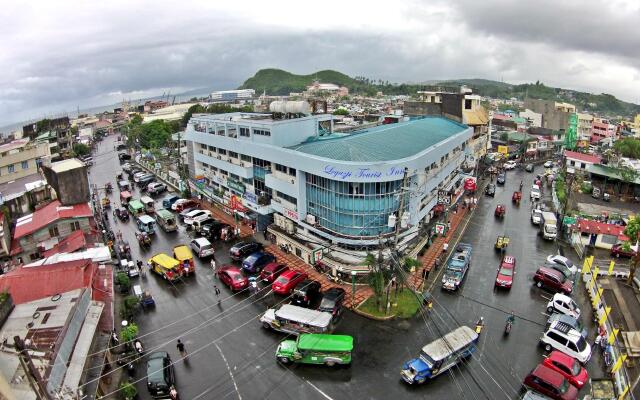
left=351, top=270, right=357, bottom=309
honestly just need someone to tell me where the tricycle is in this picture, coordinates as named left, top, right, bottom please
left=134, top=284, right=155, bottom=309
left=495, top=204, right=506, bottom=218
left=135, top=231, right=152, bottom=247
left=115, top=239, right=132, bottom=260
left=512, top=191, right=522, bottom=205
left=495, top=235, right=510, bottom=251
left=101, top=197, right=111, bottom=208
left=105, top=182, right=113, bottom=194
left=115, top=207, right=129, bottom=222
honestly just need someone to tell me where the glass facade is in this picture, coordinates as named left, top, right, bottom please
left=306, top=173, right=406, bottom=238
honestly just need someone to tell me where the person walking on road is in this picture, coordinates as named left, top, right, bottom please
left=210, top=259, right=217, bottom=275
left=177, top=339, right=187, bottom=357
left=214, top=285, right=221, bottom=304
left=442, top=242, right=449, bottom=254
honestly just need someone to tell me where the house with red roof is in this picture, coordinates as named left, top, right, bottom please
left=11, top=199, right=96, bottom=263
left=563, top=150, right=602, bottom=172
left=573, top=218, right=628, bottom=249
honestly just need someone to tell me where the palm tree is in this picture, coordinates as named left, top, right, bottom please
left=364, top=253, right=385, bottom=311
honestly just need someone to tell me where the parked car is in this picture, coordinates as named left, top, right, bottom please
left=544, top=160, right=554, bottom=168
left=531, top=184, right=541, bottom=200
left=147, top=182, right=167, bottom=195
left=133, top=171, right=147, bottom=182
left=146, top=352, right=175, bottom=398
left=179, top=207, right=199, bottom=221
left=291, top=279, right=322, bottom=308
left=523, top=364, right=578, bottom=400
left=259, top=262, right=289, bottom=283
left=201, top=221, right=232, bottom=240
left=542, top=351, right=589, bottom=389
left=497, top=173, right=506, bottom=185
left=242, top=252, right=276, bottom=274
left=504, top=160, right=517, bottom=170
left=190, top=237, right=214, bottom=258
left=544, top=262, right=574, bottom=281
left=172, top=199, right=200, bottom=212
left=546, top=293, right=580, bottom=319
left=217, top=265, right=249, bottom=291
left=272, top=270, right=308, bottom=295
left=230, top=241, right=263, bottom=261
left=118, top=152, right=131, bottom=162
left=183, top=209, right=212, bottom=225
left=540, top=320, right=591, bottom=363
left=546, top=255, right=577, bottom=275
left=318, top=287, right=346, bottom=321
left=138, top=175, right=156, bottom=189
left=531, top=208, right=543, bottom=225
left=525, top=163, right=534, bottom=172
left=533, top=266, right=573, bottom=294
left=611, top=243, right=636, bottom=258
left=485, top=183, right=496, bottom=197
left=162, top=195, right=181, bottom=209
left=495, top=255, right=516, bottom=289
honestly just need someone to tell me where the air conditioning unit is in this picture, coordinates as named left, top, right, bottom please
left=306, top=214, right=316, bottom=225
left=400, top=212, right=410, bottom=228
left=240, top=162, right=246, bottom=167
left=290, top=179, right=295, bottom=184
left=274, top=214, right=287, bottom=229
left=285, top=220, right=295, bottom=234
left=217, top=155, right=221, bottom=160
left=387, top=214, right=397, bottom=228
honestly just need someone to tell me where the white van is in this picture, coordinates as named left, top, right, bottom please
left=183, top=209, right=211, bottom=225
left=540, top=321, right=591, bottom=363
left=190, top=237, right=214, bottom=258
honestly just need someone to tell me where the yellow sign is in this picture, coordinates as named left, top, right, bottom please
left=497, top=145, right=508, bottom=155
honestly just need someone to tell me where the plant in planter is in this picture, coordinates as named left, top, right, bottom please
left=121, top=295, right=140, bottom=321
left=120, top=381, right=137, bottom=400
left=120, top=323, right=139, bottom=344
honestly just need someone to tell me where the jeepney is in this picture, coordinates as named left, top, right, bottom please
left=127, top=199, right=145, bottom=217
left=260, top=304, right=333, bottom=335
left=136, top=214, right=156, bottom=235
left=148, top=253, right=182, bottom=282
left=140, top=196, right=155, bottom=214
left=155, top=209, right=177, bottom=232
left=276, top=334, right=353, bottom=366
left=173, top=245, right=195, bottom=275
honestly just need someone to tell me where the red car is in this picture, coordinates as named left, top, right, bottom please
left=534, top=266, right=573, bottom=294
left=495, top=255, right=516, bottom=289
left=495, top=204, right=506, bottom=218
left=523, top=364, right=578, bottom=400
left=542, top=351, right=589, bottom=389
left=611, top=243, right=636, bottom=258
left=217, top=265, right=248, bottom=291
left=259, top=262, right=289, bottom=283
left=173, top=199, right=200, bottom=213
left=272, top=270, right=308, bottom=295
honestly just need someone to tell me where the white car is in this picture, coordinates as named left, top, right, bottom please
left=531, top=209, right=542, bottom=225
left=541, top=320, right=591, bottom=363
left=546, top=293, right=580, bottom=319
left=546, top=255, right=578, bottom=275
left=530, top=184, right=541, bottom=200
left=504, top=160, right=517, bottom=170
left=543, top=160, right=554, bottom=168
left=182, top=209, right=211, bottom=224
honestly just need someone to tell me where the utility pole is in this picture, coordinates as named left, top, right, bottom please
left=394, top=167, right=410, bottom=247
left=14, top=336, right=53, bottom=400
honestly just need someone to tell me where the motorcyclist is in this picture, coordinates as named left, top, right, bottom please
left=506, top=311, right=515, bottom=328
left=519, top=181, right=523, bottom=191
left=475, top=317, right=484, bottom=334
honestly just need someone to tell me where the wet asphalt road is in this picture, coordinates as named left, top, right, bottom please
left=92, top=135, right=594, bottom=400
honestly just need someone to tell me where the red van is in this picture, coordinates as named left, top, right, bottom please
left=523, top=364, right=578, bottom=400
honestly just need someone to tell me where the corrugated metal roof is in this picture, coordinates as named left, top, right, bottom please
left=288, top=117, right=468, bottom=161
left=13, top=200, right=93, bottom=239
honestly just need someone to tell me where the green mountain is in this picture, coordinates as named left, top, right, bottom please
left=239, top=69, right=640, bottom=117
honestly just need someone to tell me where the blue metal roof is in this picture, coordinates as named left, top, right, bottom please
left=288, top=117, right=468, bottom=161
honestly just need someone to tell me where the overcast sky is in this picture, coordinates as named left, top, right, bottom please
left=1, top=0, right=639, bottom=128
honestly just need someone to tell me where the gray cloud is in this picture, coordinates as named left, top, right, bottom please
left=1, top=1, right=639, bottom=129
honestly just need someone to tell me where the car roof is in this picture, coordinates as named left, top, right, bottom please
left=323, top=287, right=345, bottom=298
left=538, top=266, right=563, bottom=278
left=280, top=269, right=301, bottom=279
left=221, top=264, right=242, bottom=272
left=502, top=255, right=515, bottom=265
left=548, top=321, right=582, bottom=338
left=192, top=237, right=211, bottom=245
left=552, top=293, right=573, bottom=303
left=531, top=364, right=564, bottom=386
left=548, top=350, right=575, bottom=366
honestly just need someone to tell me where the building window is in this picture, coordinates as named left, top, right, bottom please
left=218, top=149, right=227, bottom=155
left=30, top=252, right=40, bottom=261
left=241, top=154, right=252, bottom=162
left=70, top=221, right=81, bottom=231
left=464, top=99, right=472, bottom=110
left=239, top=127, right=250, bottom=137
left=49, top=226, right=59, bottom=237
left=253, top=129, right=271, bottom=137
left=288, top=167, right=296, bottom=177
left=581, top=163, right=586, bottom=169
left=21, top=161, right=29, bottom=169
left=277, top=191, right=297, bottom=204
left=228, top=151, right=238, bottom=159
left=275, top=164, right=287, bottom=173
left=570, top=161, right=575, bottom=166
left=7, top=164, right=14, bottom=173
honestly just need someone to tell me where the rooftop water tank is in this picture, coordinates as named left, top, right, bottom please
left=269, top=101, right=311, bottom=115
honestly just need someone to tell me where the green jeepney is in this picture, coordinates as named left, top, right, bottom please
left=127, top=199, right=145, bottom=217
left=276, top=334, right=353, bottom=367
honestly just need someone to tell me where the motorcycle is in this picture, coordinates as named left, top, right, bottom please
left=505, top=319, right=513, bottom=335
left=475, top=317, right=485, bottom=334
left=134, top=339, right=144, bottom=356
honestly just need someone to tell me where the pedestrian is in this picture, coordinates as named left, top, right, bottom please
left=263, top=228, right=268, bottom=240
left=434, top=257, right=441, bottom=270
left=176, top=339, right=187, bottom=357
left=214, top=285, right=221, bottom=304
left=447, top=221, right=451, bottom=232
left=473, top=197, right=477, bottom=208
left=422, top=268, right=430, bottom=281
left=442, top=242, right=449, bottom=254
left=210, top=259, right=217, bottom=274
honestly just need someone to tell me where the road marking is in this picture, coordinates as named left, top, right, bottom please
left=215, top=343, right=242, bottom=400
left=303, top=379, right=334, bottom=400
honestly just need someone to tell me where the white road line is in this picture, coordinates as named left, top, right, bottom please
left=303, top=379, right=334, bottom=400
left=215, top=343, right=242, bottom=400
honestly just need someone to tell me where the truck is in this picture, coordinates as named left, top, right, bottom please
left=441, top=243, right=472, bottom=291
left=540, top=211, right=557, bottom=240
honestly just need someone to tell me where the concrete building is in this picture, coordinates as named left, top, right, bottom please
left=0, top=286, right=108, bottom=399
left=576, top=113, right=594, bottom=145
left=305, top=82, right=349, bottom=97
left=42, top=158, right=90, bottom=206
left=10, top=200, right=95, bottom=263
left=563, top=150, right=602, bottom=172
left=524, top=99, right=576, bottom=132
left=591, top=117, right=617, bottom=144
left=519, top=109, right=542, bottom=128
left=210, top=89, right=255, bottom=101
left=0, top=139, right=50, bottom=185
left=143, top=103, right=197, bottom=123
left=185, top=108, right=473, bottom=265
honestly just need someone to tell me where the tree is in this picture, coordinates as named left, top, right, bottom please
left=618, top=166, right=639, bottom=195
left=333, top=108, right=349, bottom=116
left=72, top=143, right=90, bottom=157
left=120, top=323, right=139, bottom=343
left=121, top=295, right=140, bottom=321
left=364, top=253, right=385, bottom=311
left=614, top=138, right=640, bottom=159
left=623, top=216, right=640, bottom=284
left=120, top=382, right=137, bottom=400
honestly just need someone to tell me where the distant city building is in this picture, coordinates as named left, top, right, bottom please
left=523, top=99, right=576, bottom=132
left=519, top=109, right=542, bottom=128
left=305, top=81, right=349, bottom=97
left=210, top=89, right=256, bottom=101
left=590, top=117, right=617, bottom=144
left=0, top=139, right=51, bottom=185
left=143, top=100, right=170, bottom=113
left=576, top=113, right=594, bottom=146
left=185, top=108, right=473, bottom=261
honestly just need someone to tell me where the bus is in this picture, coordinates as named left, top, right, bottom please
left=276, top=334, right=353, bottom=366
left=260, top=304, right=333, bottom=335
left=401, top=326, right=478, bottom=384
left=155, top=209, right=177, bottom=232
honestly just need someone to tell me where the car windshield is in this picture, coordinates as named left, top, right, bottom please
left=275, top=276, right=289, bottom=284
left=498, top=267, right=513, bottom=276
left=547, top=225, right=557, bottom=234
left=558, top=378, right=570, bottom=393
left=576, top=336, right=587, bottom=351
left=319, top=298, right=336, bottom=309
left=571, top=359, right=581, bottom=375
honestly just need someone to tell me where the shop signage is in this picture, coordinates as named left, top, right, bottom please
left=283, top=208, right=299, bottom=221
left=464, top=177, right=477, bottom=191
left=437, top=190, right=451, bottom=205
left=311, top=248, right=323, bottom=264
left=434, top=223, right=446, bottom=235
left=322, top=165, right=405, bottom=180
left=230, top=195, right=246, bottom=212
left=227, top=178, right=245, bottom=194
left=243, top=192, right=257, bottom=204
left=497, top=145, right=508, bottom=155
